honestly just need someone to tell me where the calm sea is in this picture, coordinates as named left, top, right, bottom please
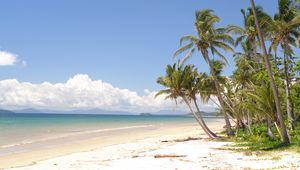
left=0, top=113, right=221, bottom=156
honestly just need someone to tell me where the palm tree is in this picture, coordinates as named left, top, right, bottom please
left=270, top=0, right=300, bottom=129
left=174, top=9, right=235, bottom=136
left=246, top=84, right=278, bottom=136
left=227, top=6, right=272, bottom=61
left=231, top=43, right=256, bottom=134
left=184, top=67, right=218, bottom=138
left=250, top=0, right=290, bottom=145
left=156, top=63, right=217, bottom=139
left=291, top=81, right=300, bottom=121
left=232, top=43, right=256, bottom=87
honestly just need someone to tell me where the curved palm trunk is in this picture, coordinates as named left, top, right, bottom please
left=283, top=41, right=294, bottom=130
left=205, top=55, right=234, bottom=136
left=250, top=0, right=290, bottom=145
left=193, top=99, right=218, bottom=138
left=182, top=96, right=217, bottom=139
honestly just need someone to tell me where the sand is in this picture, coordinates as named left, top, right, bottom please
left=2, top=121, right=300, bottom=170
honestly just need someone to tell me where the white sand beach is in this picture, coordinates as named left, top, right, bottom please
left=2, top=120, right=300, bottom=170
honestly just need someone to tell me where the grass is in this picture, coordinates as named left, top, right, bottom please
left=219, top=122, right=300, bottom=152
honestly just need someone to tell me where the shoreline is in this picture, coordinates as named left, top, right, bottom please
left=1, top=121, right=219, bottom=169
left=0, top=124, right=155, bottom=152
left=3, top=120, right=300, bottom=170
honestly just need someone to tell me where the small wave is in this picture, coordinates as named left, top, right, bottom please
left=0, top=124, right=154, bottom=149
left=0, top=140, right=33, bottom=149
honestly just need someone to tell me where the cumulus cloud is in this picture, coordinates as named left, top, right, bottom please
left=0, top=74, right=217, bottom=113
left=0, top=50, right=26, bottom=66
left=0, top=51, right=18, bottom=66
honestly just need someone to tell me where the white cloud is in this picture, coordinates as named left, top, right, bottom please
left=0, top=51, right=18, bottom=66
left=0, top=74, right=217, bottom=113
left=0, top=50, right=27, bottom=67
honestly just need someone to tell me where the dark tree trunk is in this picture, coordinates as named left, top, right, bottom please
left=250, top=0, right=290, bottom=145
left=236, top=119, right=240, bottom=136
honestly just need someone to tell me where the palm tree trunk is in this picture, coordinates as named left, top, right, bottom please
left=267, top=118, right=275, bottom=139
left=251, top=40, right=258, bottom=60
left=283, top=41, right=294, bottom=130
left=274, top=49, right=278, bottom=68
left=246, top=112, right=253, bottom=134
left=181, top=96, right=217, bottom=139
left=241, top=90, right=252, bottom=134
left=205, top=55, right=234, bottom=136
left=250, top=0, right=290, bottom=145
left=236, top=119, right=240, bottom=136
left=193, top=99, right=218, bottom=138
left=241, top=91, right=252, bottom=135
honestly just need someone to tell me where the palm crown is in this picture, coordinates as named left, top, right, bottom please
left=174, top=9, right=234, bottom=65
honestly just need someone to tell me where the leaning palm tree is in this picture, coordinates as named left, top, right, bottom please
left=269, top=0, right=300, bottom=129
left=184, top=67, right=218, bottom=138
left=174, top=9, right=235, bottom=136
left=156, top=63, right=217, bottom=139
left=250, top=0, right=290, bottom=145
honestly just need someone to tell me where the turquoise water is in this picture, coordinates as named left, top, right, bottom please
left=0, top=113, right=196, bottom=148
left=0, top=113, right=222, bottom=156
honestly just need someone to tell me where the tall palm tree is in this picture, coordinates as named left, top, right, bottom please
left=174, top=9, right=235, bottom=136
left=270, top=0, right=300, bottom=129
left=156, top=64, right=217, bottom=139
left=250, top=0, right=290, bottom=145
left=227, top=6, right=272, bottom=61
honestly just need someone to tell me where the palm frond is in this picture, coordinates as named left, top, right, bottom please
left=155, top=89, right=171, bottom=98
left=180, top=48, right=195, bottom=65
left=179, top=35, right=198, bottom=46
left=173, top=42, right=194, bottom=58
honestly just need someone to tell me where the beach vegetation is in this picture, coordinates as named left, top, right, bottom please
left=157, top=0, right=300, bottom=148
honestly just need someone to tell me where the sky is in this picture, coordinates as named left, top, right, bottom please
left=0, top=0, right=278, bottom=113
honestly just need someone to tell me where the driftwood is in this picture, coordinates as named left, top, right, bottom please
left=161, top=137, right=201, bottom=143
left=154, top=154, right=187, bottom=158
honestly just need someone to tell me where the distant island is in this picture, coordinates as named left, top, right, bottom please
left=0, top=109, right=15, bottom=114
left=0, top=108, right=221, bottom=117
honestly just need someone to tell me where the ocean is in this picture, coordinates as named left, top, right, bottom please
left=0, top=113, right=221, bottom=157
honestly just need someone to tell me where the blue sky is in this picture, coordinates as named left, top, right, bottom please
left=0, top=0, right=277, bottom=95
left=0, top=0, right=277, bottom=93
